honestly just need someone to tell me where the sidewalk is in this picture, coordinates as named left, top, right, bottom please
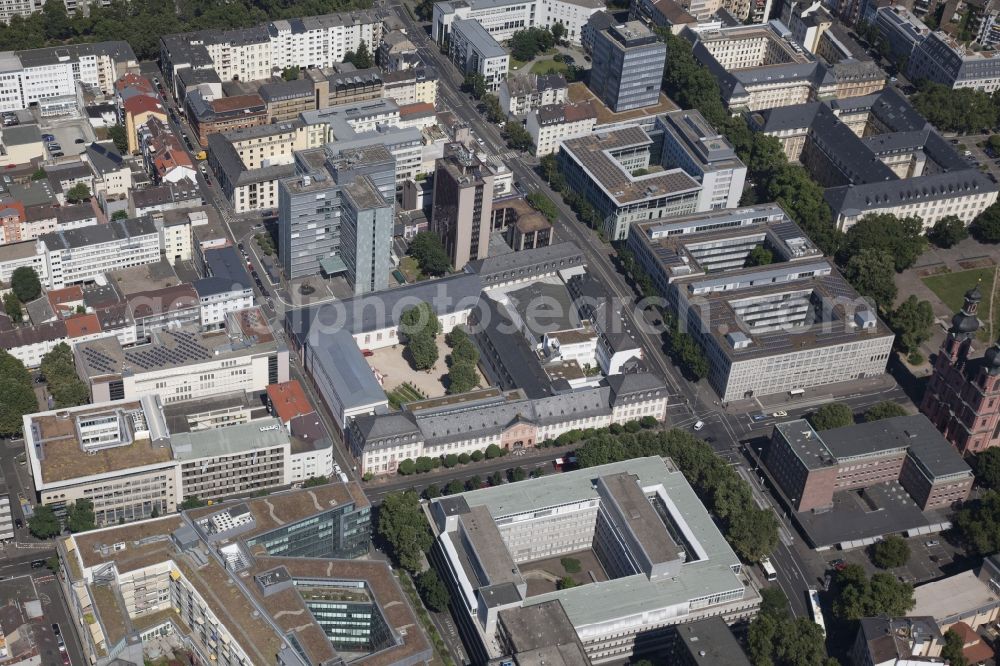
left=723, top=373, right=899, bottom=415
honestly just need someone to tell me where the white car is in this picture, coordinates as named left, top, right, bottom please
left=693, top=420, right=705, bottom=431
left=772, top=411, right=788, bottom=418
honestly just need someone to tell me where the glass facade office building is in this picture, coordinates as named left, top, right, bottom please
left=245, top=503, right=371, bottom=559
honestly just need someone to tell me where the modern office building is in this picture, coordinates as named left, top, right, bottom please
left=908, top=30, right=1000, bottom=93
left=57, top=484, right=433, bottom=666
left=194, top=245, right=254, bottom=328
left=74, top=308, right=288, bottom=404
left=278, top=144, right=395, bottom=292
left=431, top=144, right=497, bottom=270
left=627, top=205, right=895, bottom=401
left=921, top=285, right=1000, bottom=455
left=751, top=88, right=999, bottom=230
left=37, top=216, right=162, bottom=289
left=0, top=42, right=137, bottom=113
left=765, top=415, right=973, bottom=514
left=349, top=373, right=667, bottom=476
left=588, top=21, right=666, bottom=113
left=428, top=456, right=761, bottom=664
left=557, top=126, right=701, bottom=241
left=655, top=109, right=746, bottom=212
left=432, top=0, right=601, bottom=46
left=24, top=393, right=333, bottom=527
left=447, top=19, right=510, bottom=92
left=874, top=5, right=930, bottom=61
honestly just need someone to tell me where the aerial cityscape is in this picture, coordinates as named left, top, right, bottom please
left=2, top=0, right=1000, bottom=662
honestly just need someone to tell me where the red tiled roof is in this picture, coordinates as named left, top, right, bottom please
left=123, top=95, right=165, bottom=117
left=951, top=622, right=994, bottom=663
left=210, top=94, right=266, bottom=114
left=64, top=313, right=102, bottom=338
left=48, top=286, right=84, bottom=308
left=399, top=102, right=435, bottom=118
left=266, top=380, right=314, bottom=423
left=115, top=73, right=155, bottom=94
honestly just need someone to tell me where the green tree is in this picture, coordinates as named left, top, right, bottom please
left=30, top=168, right=45, bottom=180
left=344, top=40, right=372, bottom=68
left=550, top=21, right=566, bottom=43
left=810, top=403, right=853, bottom=431
left=927, top=215, right=969, bottom=248
left=458, top=452, right=471, bottom=465
left=398, top=458, right=416, bottom=475
left=448, top=337, right=478, bottom=366
left=972, top=202, right=1000, bottom=243
left=66, top=182, right=91, bottom=203
left=446, top=479, right=466, bottom=495
left=561, top=556, right=581, bottom=573
left=303, top=475, right=328, bottom=487
left=110, top=210, right=129, bottom=221
left=865, top=401, right=908, bottom=422
left=28, top=505, right=60, bottom=539
left=46, top=556, right=61, bottom=572
left=889, top=296, right=934, bottom=355
left=954, top=490, right=1000, bottom=554
left=844, top=249, right=898, bottom=311
left=447, top=361, right=477, bottom=394
left=400, top=302, right=440, bottom=343
left=912, top=82, right=997, bottom=134
left=281, top=65, right=300, bottom=81
left=41, top=342, right=90, bottom=407
left=378, top=491, right=433, bottom=572
left=872, top=535, right=910, bottom=568
left=744, top=245, right=773, bottom=267
left=443, top=453, right=459, bottom=468
left=480, top=93, right=505, bottom=123
left=0, top=348, right=30, bottom=388
left=485, top=443, right=502, bottom=460
left=510, top=467, right=527, bottom=482
left=526, top=191, right=558, bottom=221
left=942, top=629, right=969, bottom=666
left=179, top=496, right=205, bottom=510
left=839, top=214, right=926, bottom=272
left=0, top=377, right=37, bottom=436
left=974, top=448, right=1000, bottom=490
left=3, top=292, right=22, bottom=322
left=470, top=449, right=484, bottom=462
left=22, top=269, right=48, bottom=306
left=749, top=589, right=832, bottom=666
left=832, top=564, right=914, bottom=620
left=463, top=72, right=486, bottom=99
left=416, top=569, right=450, bottom=612
left=557, top=576, right=577, bottom=590
left=66, top=498, right=96, bottom=533
left=108, top=124, right=128, bottom=154
left=504, top=120, right=534, bottom=152
left=424, top=483, right=441, bottom=499
left=407, top=231, right=451, bottom=276
left=407, top=333, right=438, bottom=370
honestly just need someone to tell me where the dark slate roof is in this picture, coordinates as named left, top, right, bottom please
left=85, top=142, right=126, bottom=175
left=40, top=216, right=157, bottom=251
left=825, top=170, right=997, bottom=217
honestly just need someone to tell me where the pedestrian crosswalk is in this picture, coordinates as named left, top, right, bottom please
left=497, top=150, right=518, bottom=161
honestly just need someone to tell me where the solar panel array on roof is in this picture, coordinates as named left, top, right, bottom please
left=80, top=346, right=118, bottom=375
left=125, top=330, right=212, bottom=370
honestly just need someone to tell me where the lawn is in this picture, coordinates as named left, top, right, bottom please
left=510, top=58, right=528, bottom=71
left=922, top=266, right=998, bottom=340
left=387, top=382, right=426, bottom=409
left=530, top=59, right=569, bottom=75
left=399, top=256, right=422, bottom=282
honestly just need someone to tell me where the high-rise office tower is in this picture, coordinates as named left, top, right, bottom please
left=589, top=21, right=666, bottom=112
left=430, top=144, right=496, bottom=270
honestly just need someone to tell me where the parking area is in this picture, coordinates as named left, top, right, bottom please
left=821, top=534, right=962, bottom=587
left=38, top=116, right=94, bottom=157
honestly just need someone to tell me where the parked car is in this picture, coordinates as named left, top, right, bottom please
left=14, top=518, right=22, bottom=529
left=831, top=558, right=847, bottom=570
left=926, top=540, right=940, bottom=547
left=51, top=152, right=64, bottom=158
left=47, top=143, right=62, bottom=151
left=693, top=420, right=705, bottom=431
left=74, top=138, right=84, bottom=144
left=42, top=133, right=54, bottom=142
left=772, top=411, right=788, bottom=417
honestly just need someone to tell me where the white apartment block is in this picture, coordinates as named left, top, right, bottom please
left=527, top=101, right=597, bottom=156
left=656, top=110, right=746, bottom=211
left=161, top=12, right=382, bottom=90
left=0, top=42, right=137, bottom=113
left=433, top=0, right=602, bottom=45
left=38, top=216, right=161, bottom=289
left=75, top=313, right=288, bottom=405
left=907, top=30, right=1000, bottom=93
left=24, top=396, right=331, bottom=527
left=0, top=0, right=41, bottom=25
left=0, top=239, right=47, bottom=285
left=382, top=67, right=439, bottom=107
left=448, top=19, right=510, bottom=92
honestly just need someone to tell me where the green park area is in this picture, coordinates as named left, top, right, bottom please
left=922, top=266, right=998, bottom=340
left=530, top=59, right=569, bottom=75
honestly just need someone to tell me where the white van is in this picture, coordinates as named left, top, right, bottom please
left=693, top=420, right=705, bottom=431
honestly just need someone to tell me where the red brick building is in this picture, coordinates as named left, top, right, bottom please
left=921, top=284, right=1000, bottom=455
left=764, top=414, right=972, bottom=513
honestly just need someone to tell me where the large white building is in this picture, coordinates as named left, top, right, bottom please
left=448, top=19, right=510, bottom=92
left=628, top=206, right=896, bottom=402
left=0, top=42, right=137, bottom=113
left=37, top=216, right=162, bottom=289
left=23, top=394, right=332, bottom=527
left=428, top=457, right=761, bottom=664
left=526, top=100, right=597, bottom=156
left=433, top=0, right=604, bottom=46
left=908, top=30, right=1000, bottom=93
left=160, top=12, right=383, bottom=92
left=75, top=308, right=288, bottom=404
